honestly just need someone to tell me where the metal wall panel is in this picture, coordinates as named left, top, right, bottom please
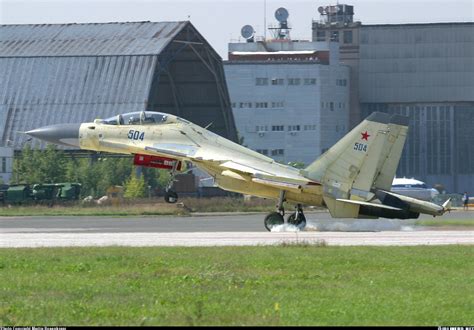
left=224, top=62, right=350, bottom=166
left=0, top=55, right=155, bottom=148
left=359, top=23, right=474, bottom=103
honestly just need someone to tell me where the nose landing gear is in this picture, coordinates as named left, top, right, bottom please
left=164, top=161, right=179, bottom=204
left=164, top=190, right=178, bottom=204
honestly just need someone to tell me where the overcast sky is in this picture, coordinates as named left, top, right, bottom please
left=1, top=0, right=473, bottom=59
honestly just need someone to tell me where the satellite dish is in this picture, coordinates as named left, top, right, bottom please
left=241, top=25, right=255, bottom=39
left=275, top=7, right=289, bottom=22
left=318, top=6, right=324, bottom=14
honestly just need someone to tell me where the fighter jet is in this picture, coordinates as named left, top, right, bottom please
left=26, top=111, right=450, bottom=231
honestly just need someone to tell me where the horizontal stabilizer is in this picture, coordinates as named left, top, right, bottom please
left=442, top=198, right=452, bottom=210
left=336, top=198, right=403, bottom=211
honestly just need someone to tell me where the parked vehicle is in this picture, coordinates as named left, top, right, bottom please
left=0, top=183, right=81, bottom=204
left=391, top=177, right=439, bottom=201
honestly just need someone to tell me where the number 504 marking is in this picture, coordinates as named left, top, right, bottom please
left=354, top=142, right=367, bottom=152
left=128, top=130, right=145, bottom=141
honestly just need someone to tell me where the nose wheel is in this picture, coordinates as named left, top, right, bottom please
left=164, top=190, right=178, bottom=204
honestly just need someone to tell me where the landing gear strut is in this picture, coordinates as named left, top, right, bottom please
left=164, top=161, right=179, bottom=204
left=287, top=204, right=307, bottom=229
left=264, top=193, right=307, bottom=231
left=264, top=191, right=286, bottom=231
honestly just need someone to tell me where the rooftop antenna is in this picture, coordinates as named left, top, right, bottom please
left=241, top=25, right=255, bottom=42
left=269, top=7, right=291, bottom=40
left=264, top=0, right=267, bottom=40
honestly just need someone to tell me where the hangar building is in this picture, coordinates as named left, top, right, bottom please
left=0, top=21, right=238, bottom=154
left=312, top=4, right=474, bottom=192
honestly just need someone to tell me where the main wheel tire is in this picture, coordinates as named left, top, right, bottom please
left=264, top=212, right=284, bottom=232
left=287, top=213, right=307, bottom=229
left=164, top=191, right=178, bottom=204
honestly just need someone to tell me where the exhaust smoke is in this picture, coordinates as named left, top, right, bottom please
left=270, top=218, right=417, bottom=232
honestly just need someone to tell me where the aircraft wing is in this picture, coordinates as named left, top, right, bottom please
left=145, top=144, right=198, bottom=158
left=218, top=161, right=320, bottom=190
left=145, top=144, right=320, bottom=192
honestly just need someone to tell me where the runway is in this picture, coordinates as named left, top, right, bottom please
left=1, top=211, right=473, bottom=247
left=1, top=210, right=472, bottom=233
left=1, top=231, right=473, bottom=247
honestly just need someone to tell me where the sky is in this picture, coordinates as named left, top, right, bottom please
left=1, top=0, right=473, bottom=59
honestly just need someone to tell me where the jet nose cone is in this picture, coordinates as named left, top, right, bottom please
left=26, top=123, right=81, bottom=148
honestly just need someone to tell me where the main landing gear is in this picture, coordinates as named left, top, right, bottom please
left=263, top=192, right=307, bottom=231
left=164, top=161, right=179, bottom=204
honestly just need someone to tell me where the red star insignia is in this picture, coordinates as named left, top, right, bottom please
left=361, top=131, right=370, bottom=141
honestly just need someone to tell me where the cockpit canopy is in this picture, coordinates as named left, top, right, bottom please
left=101, top=111, right=168, bottom=126
left=101, top=111, right=186, bottom=126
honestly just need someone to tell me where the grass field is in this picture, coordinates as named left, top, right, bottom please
left=0, top=197, right=277, bottom=216
left=0, top=203, right=184, bottom=217
left=0, top=246, right=473, bottom=326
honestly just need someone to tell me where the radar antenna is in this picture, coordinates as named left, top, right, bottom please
left=240, top=25, right=255, bottom=42
left=268, top=7, right=291, bottom=40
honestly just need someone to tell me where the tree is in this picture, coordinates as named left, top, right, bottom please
left=37, top=144, right=67, bottom=183
left=123, top=172, right=146, bottom=198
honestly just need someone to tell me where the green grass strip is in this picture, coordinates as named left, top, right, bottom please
left=0, top=245, right=473, bottom=326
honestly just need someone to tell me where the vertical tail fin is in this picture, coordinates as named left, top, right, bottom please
left=302, top=112, right=409, bottom=218
left=372, top=115, right=409, bottom=191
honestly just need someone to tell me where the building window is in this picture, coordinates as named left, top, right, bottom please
left=288, top=125, right=301, bottom=131
left=1, top=158, right=5, bottom=173
left=239, top=102, right=252, bottom=108
left=256, top=149, right=269, bottom=155
left=336, top=79, right=347, bottom=86
left=272, top=125, right=284, bottom=132
left=343, top=30, right=353, bottom=44
left=330, top=102, right=334, bottom=111
left=304, top=78, right=316, bottom=85
left=255, top=102, right=268, bottom=108
left=271, top=149, right=284, bottom=156
left=271, top=101, right=284, bottom=108
left=316, top=30, right=326, bottom=42
left=330, top=31, right=339, bottom=42
left=256, top=78, right=268, bottom=86
left=256, top=125, right=268, bottom=132
left=271, top=78, right=284, bottom=85
left=288, top=78, right=301, bottom=86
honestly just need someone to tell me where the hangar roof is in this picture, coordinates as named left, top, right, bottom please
left=0, top=21, right=188, bottom=57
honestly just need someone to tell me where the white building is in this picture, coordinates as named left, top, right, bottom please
left=0, top=147, right=14, bottom=184
left=224, top=40, right=350, bottom=166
